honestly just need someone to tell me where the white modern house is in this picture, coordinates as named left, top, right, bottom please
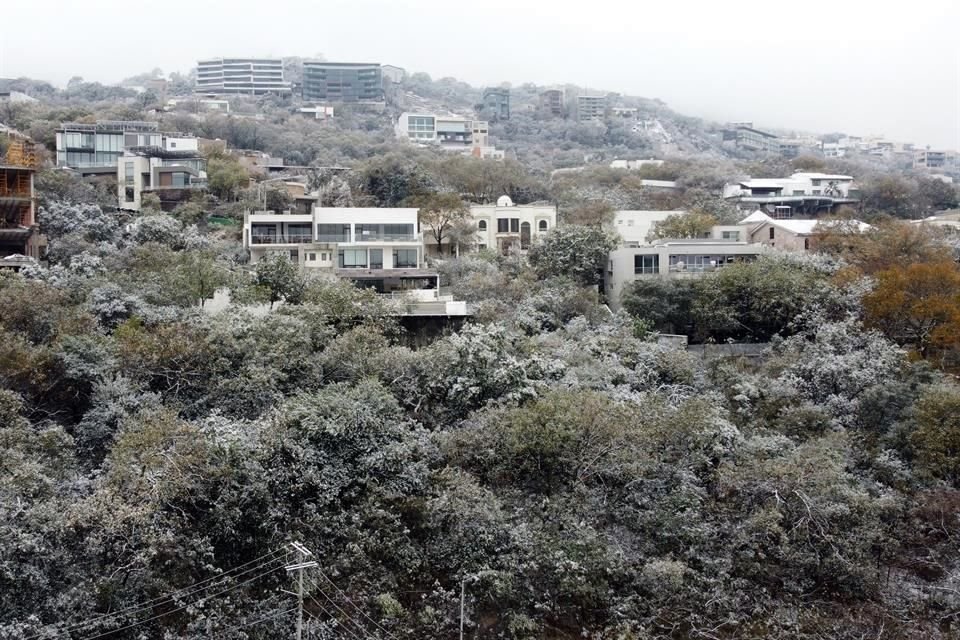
left=395, top=112, right=502, bottom=158
left=244, top=206, right=438, bottom=293
left=722, top=172, right=858, bottom=217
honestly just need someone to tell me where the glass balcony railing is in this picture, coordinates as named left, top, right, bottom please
left=251, top=234, right=314, bottom=245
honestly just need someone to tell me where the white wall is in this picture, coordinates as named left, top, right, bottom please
left=163, top=136, right=199, bottom=152
left=608, top=210, right=685, bottom=246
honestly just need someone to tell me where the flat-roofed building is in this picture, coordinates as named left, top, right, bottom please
left=605, top=240, right=768, bottom=311
left=56, top=120, right=160, bottom=172
left=482, top=87, right=510, bottom=120
left=195, top=58, right=290, bottom=95
left=302, top=62, right=383, bottom=103
left=243, top=206, right=436, bottom=294
left=539, top=88, right=565, bottom=117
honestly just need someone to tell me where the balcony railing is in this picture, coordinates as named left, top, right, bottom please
left=354, top=234, right=419, bottom=242
left=251, top=234, right=314, bottom=245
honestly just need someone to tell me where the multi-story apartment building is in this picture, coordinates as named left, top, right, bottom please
left=539, top=88, right=565, bottom=117
left=195, top=58, right=290, bottom=95
left=722, top=172, right=858, bottom=217
left=56, top=121, right=161, bottom=172
left=117, top=147, right=207, bottom=211
left=482, top=87, right=510, bottom=120
left=576, top=94, right=607, bottom=122
left=243, top=206, right=436, bottom=293
left=0, top=137, right=41, bottom=264
left=302, top=62, right=383, bottom=103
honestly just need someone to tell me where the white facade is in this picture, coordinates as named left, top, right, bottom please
left=299, top=105, right=335, bottom=120
left=723, top=173, right=855, bottom=199
left=608, top=210, right=687, bottom=246
left=723, top=172, right=858, bottom=217
left=396, top=113, right=502, bottom=158
left=421, top=196, right=557, bottom=256
left=162, top=135, right=199, bottom=152
left=245, top=206, right=424, bottom=269
left=195, top=58, right=291, bottom=95
left=605, top=240, right=768, bottom=311
left=610, top=159, right=664, bottom=170
left=165, top=98, right=230, bottom=112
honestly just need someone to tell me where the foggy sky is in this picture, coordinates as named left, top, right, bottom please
left=2, top=0, right=958, bottom=149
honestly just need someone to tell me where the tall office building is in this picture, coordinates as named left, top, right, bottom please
left=195, top=58, right=291, bottom=95
left=302, top=62, right=383, bottom=103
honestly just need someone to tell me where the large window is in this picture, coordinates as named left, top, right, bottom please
left=408, top=116, right=435, bottom=139
left=510, top=218, right=519, bottom=233
left=317, top=224, right=351, bottom=242
left=354, top=223, right=415, bottom=241
left=497, top=218, right=509, bottom=233
left=721, top=230, right=740, bottom=241
left=538, top=220, right=548, bottom=232
left=370, top=248, right=383, bottom=269
left=124, top=162, right=134, bottom=184
left=634, top=254, right=659, bottom=274
left=393, top=249, right=418, bottom=268
left=338, top=248, right=367, bottom=268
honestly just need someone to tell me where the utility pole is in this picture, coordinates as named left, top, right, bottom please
left=286, top=542, right=317, bottom=640
left=459, top=577, right=466, bottom=640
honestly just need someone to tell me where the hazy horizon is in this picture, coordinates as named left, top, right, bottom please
left=2, top=0, right=958, bottom=149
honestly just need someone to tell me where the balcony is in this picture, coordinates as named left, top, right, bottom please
left=251, top=234, right=315, bottom=245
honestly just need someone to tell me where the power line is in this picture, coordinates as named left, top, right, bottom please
left=217, top=604, right=297, bottom=637
left=313, top=568, right=400, bottom=640
left=71, top=562, right=284, bottom=640
left=304, top=586, right=370, bottom=640
left=304, top=578, right=375, bottom=640
left=24, top=549, right=285, bottom=640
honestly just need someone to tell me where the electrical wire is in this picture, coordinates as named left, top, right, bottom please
left=70, top=562, right=284, bottom=640
left=24, top=548, right=286, bottom=640
left=313, top=569, right=400, bottom=640
left=304, top=587, right=370, bottom=640
left=217, top=604, right=297, bottom=637
left=305, top=578, right=376, bottom=640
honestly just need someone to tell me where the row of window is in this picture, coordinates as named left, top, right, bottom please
left=338, top=248, right=418, bottom=269
left=316, top=223, right=417, bottom=243
left=487, top=219, right=549, bottom=233
left=633, top=254, right=754, bottom=274
left=58, top=151, right=123, bottom=167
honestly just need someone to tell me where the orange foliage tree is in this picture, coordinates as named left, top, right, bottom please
left=863, top=260, right=960, bottom=366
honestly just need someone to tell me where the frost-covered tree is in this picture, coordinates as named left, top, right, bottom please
left=528, top=224, right=618, bottom=286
